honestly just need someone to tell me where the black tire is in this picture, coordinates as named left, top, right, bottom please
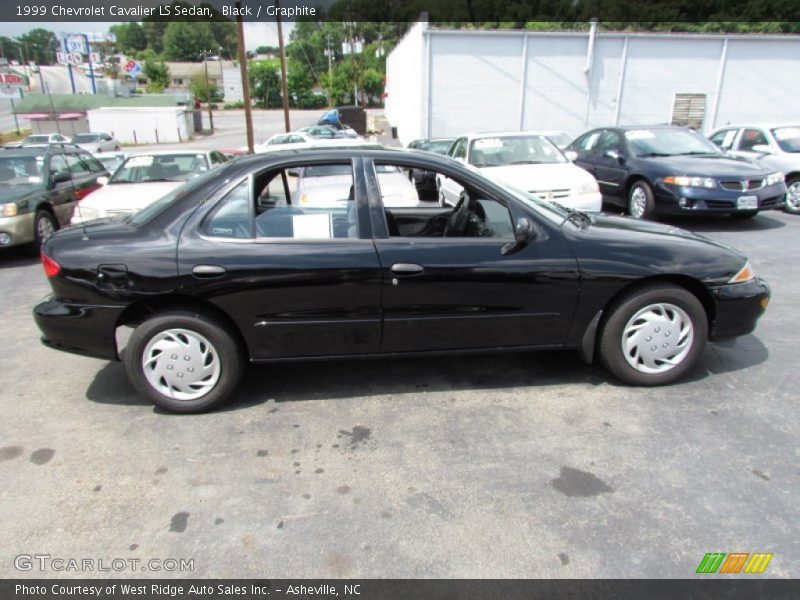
left=598, top=283, right=708, bottom=386
left=25, top=209, right=58, bottom=256
left=783, top=176, right=800, bottom=214
left=124, top=309, right=244, bottom=413
left=731, top=211, right=758, bottom=220
left=627, top=180, right=655, bottom=219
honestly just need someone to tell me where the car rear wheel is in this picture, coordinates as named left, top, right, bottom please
left=784, top=176, right=800, bottom=214
left=627, top=181, right=655, bottom=219
left=598, top=283, right=707, bottom=386
left=125, top=310, right=244, bottom=413
left=25, top=209, right=58, bottom=256
left=731, top=210, right=758, bottom=220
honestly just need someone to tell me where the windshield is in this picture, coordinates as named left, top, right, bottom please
left=772, top=127, right=800, bottom=153
left=73, top=134, right=100, bottom=143
left=626, top=128, right=722, bottom=157
left=546, top=133, right=572, bottom=148
left=128, top=167, right=224, bottom=227
left=0, top=156, right=44, bottom=185
left=469, top=135, right=567, bottom=167
left=418, top=140, right=453, bottom=154
left=110, top=153, right=209, bottom=184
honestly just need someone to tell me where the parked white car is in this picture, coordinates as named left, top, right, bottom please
left=253, top=132, right=316, bottom=154
left=4, top=133, right=71, bottom=148
left=709, top=124, right=800, bottom=214
left=71, top=132, right=121, bottom=154
left=293, top=163, right=419, bottom=208
left=437, top=132, right=602, bottom=211
left=71, top=150, right=228, bottom=224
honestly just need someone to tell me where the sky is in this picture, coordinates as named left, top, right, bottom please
left=0, top=21, right=294, bottom=51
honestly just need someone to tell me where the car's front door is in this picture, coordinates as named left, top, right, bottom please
left=593, top=130, right=628, bottom=202
left=177, top=157, right=382, bottom=360
left=365, top=157, right=580, bottom=353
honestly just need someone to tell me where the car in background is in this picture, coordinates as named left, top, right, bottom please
left=540, top=131, right=573, bottom=151
left=293, top=163, right=418, bottom=208
left=438, top=132, right=601, bottom=211
left=298, top=125, right=350, bottom=140
left=709, top=124, right=800, bottom=214
left=567, top=125, right=787, bottom=220
left=3, top=133, right=71, bottom=148
left=253, top=132, right=316, bottom=154
left=406, top=138, right=455, bottom=196
left=93, top=151, right=126, bottom=175
left=71, top=132, right=121, bottom=154
left=0, top=145, right=108, bottom=253
left=71, top=150, right=228, bottom=224
left=34, top=147, right=770, bottom=412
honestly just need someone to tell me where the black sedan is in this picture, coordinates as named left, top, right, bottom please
left=34, top=148, right=769, bottom=413
left=566, top=125, right=787, bottom=220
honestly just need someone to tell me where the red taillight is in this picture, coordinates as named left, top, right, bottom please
left=41, top=251, right=61, bottom=278
left=75, top=182, right=101, bottom=201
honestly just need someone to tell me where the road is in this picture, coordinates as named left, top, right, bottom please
left=0, top=210, right=798, bottom=578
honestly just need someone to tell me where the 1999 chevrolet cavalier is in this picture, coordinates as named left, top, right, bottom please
left=33, top=148, right=770, bottom=413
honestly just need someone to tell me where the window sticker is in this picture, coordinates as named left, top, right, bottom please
left=625, top=130, right=655, bottom=140
left=292, top=213, right=332, bottom=239
left=474, top=138, right=504, bottom=149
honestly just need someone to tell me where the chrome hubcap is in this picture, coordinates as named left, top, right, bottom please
left=629, top=187, right=647, bottom=218
left=142, top=328, right=221, bottom=401
left=787, top=182, right=800, bottom=209
left=37, top=216, right=54, bottom=241
left=622, top=303, right=694, bottom=374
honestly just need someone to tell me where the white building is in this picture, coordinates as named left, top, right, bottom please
left=385, top=23, right=800, bottom=145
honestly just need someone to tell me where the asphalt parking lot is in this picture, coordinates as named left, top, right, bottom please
left=0, top=209, right=798, bottom=579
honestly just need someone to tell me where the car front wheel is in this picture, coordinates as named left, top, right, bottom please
left=785, top=176, right=800, bottom=215
left=627, top=181, right=655, bottom=219
left=598, top=283, right=707, bottom=386
left=125, top=309, right=244, bottom=413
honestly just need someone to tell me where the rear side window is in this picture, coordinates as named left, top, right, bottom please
left=738, top=129, right=768, bottom=152
left=201, top=179, right=252, bottom=239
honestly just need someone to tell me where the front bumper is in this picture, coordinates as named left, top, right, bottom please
left=654, top=182, right=785, bottom=215
left=0, top=212, right=35, bottom=247
left=33, top=296, right=123, bottom=361
left=548, top=191, right=603, bottom=212
left=708, top=277, right=770, bottom=341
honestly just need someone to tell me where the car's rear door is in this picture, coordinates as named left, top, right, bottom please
left=593, top=130, right=628, bottom=202
left=365, top=157, right=580, bottom=353
left=177, top=157, right=383, bottom=360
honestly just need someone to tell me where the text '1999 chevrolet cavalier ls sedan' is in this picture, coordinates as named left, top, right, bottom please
left=34, top=148, right=770, bottom=413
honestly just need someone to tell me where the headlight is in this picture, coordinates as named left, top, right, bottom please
left=728, top=261, right=755, bottom=284
left=663, top=176, right=717, bottom=189
left=765, top=172, right=785, bottom=186
left=2, top=203, right=18, bottom=217
left=576, top=179, right=599, bottom=194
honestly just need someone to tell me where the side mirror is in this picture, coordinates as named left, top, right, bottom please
left=97, top=176, right=108, bottom=185
left=51, top=171, right=71, bottom=185
left=751, top=144, right=773, bottom=155
left=564, top=150, right=578, bottom=161
left=502, top=216, right=535, bottom=255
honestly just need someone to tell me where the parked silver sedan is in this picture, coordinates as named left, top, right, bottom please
left=71, top=132, right=121, bottom=154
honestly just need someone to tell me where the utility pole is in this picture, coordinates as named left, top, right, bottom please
left=203, top=50, right=214, bottom=132
left=235, top=2, right=254, bottom=153
left=325, top=34, right=333, bottom=107
left=83, top=34, right=96, bottom=94
left=275, top=0, right=291, bottom=132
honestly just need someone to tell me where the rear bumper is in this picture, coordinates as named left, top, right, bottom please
left=33, top=296, right=122, bottom=361
left=708, top=278, right=770, bottom=341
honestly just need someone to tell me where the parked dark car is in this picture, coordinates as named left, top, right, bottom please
left=566, top=125, right=787, bottom=219
left=406, top=138, right=455, bottom=197
left=35, top=148, right=769, bottom=413
left=0, top=145, right=109, bottom=253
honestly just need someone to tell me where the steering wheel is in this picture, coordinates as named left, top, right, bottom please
left=443, top=191, right=475, bottom=237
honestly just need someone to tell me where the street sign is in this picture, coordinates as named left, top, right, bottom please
left=0, top=87, right=23, bottom=100
left=63, top=35, right=89, bottom=55
left=0, top=72, right=25, bottom=86
left=124, top=59, right=142, bottom=78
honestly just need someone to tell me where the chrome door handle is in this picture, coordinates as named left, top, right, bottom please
left=391, top=263, right=424, bottom=275
left=192, top=264, right=227, bottom=278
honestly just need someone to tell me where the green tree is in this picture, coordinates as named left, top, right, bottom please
left=248, top=59, right=282, bottom=109
left=189, top=70, right=220, bottom=102
left=0, top=36, right=21, bottom=61
left=143, top=60, right=170, bottom=92
left=141, top=20, right=167, bottom=54
left=163, top=21, right=216, bottom=62
left=17, top=28, right=57, bottom=65
left=110, top=22, right=147, bottom=54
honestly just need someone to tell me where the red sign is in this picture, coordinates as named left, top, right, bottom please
left=124, top=59, right=137, bottom=73
left=0, top=72, right=24, bottom=85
